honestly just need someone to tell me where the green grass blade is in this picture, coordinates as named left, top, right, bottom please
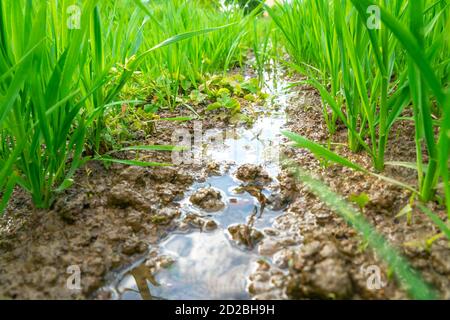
left=282, top=130, right=366, bottom=172
left=117, top=145, right=186, bottom=152
left=95, top=157, right=172, bottom=167
left=0, top=174, right=18, bottom=215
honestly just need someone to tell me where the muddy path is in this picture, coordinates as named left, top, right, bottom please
left=0, top=65, right=293, bottom=300
left=98, top=67, right=449, bottom=300
left=0, top=65, right=448, bottom=300
left=97, top=67, right=299, bottom=300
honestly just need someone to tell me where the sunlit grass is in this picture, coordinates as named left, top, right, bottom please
left=272, top=0, right=449, bottom=216
left=0, top=0, right=245, bottom=211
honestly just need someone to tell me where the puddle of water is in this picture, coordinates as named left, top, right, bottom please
left=119, top=231, right=252, bottom=300
left=203, top=114, right=285, bottom=178
left=103, top=65, right=293, bottom=300
left=180, top=173, right=280, bottom=228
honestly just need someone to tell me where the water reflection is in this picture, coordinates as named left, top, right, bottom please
left=120, top=264, right=159, bottom=300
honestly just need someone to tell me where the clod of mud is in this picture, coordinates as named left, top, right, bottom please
left=266, top=193, right=290, bottom=211
left=287, top=257, right=353, bottom=299
left=257, top=225, right=303, bottom=270
left=258, top=236, right=300, bottom=257
left=430, top=248, right=450, bottom=275
left=235, top=164, right=272, bottom=185
left=189, top=188, right=225, bottom=212
left=125, top=209, right=144, bottom=232
left=107, top=182, right=152, bottom=212
left=54, top=191, right=89, bottom=223
left=248, top=260, right=287, bottom=300
left=145, top=254, right=176, bottom=271
left=206, top=161, right=221, bottom=176
left=276, top=170, right=299, bottom=203
left=119, top=166, right=148, bottom=187
left=228, top=224, right=264, bottom=249
left=285, top=241, right=353, bottom=299
left=148, top=167, right=193, bottom=185
left=179, top=213, right=218, bottom=232
left=121, top=236, right=147, bottom=256
left=149, top=208, right=180, bottom=226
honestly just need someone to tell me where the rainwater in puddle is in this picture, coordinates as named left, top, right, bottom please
left=105, top=67, right=293, bottom=300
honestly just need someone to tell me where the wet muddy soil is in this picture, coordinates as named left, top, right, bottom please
left=97, top=67, right=295, bottom=300
left=0, top=163, right=194, bottom=299
left=0, top=66, right=448, bottom=300
left=272, top=82, right=450, bottom=300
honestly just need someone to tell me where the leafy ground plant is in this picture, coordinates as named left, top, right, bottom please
left=135, top=0, right=253, bottom=110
